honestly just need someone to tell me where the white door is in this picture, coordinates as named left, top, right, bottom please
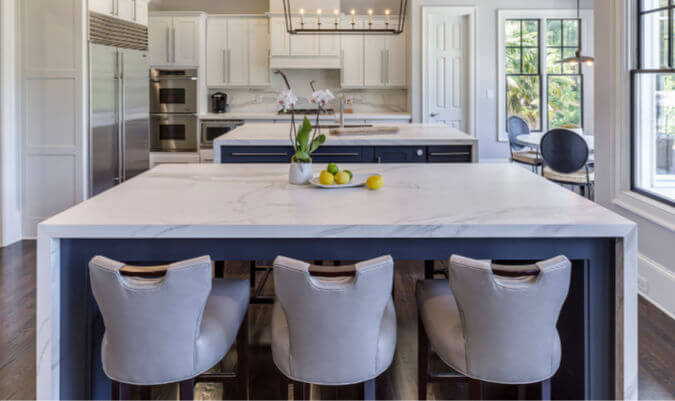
left=269, top=17, right=290, bottom=56
left=426, top=12, right=468, bottom=129
left=173, top=17, right=200, bottom=66
left=149, top=16, right=172, bottom=66
left=206, top=17, right=228, bottom=86
left=89, top=0, right=115, bottom=15
left=249, top=18, right=271, bottom=86
left=340, top=16, right=364, bottom=88
left=385, top=18, right=407, bottom=87
left=226, top=18, right=249, bottom=86
left=116, top=0, right=134, bottom=21
left=290, top=17, right=319, bottom=56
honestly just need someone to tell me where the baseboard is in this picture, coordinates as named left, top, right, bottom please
left=638, top=253, right=675, bottom=320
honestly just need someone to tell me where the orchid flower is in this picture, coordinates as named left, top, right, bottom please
left=277, top=89, right=298, bottom=112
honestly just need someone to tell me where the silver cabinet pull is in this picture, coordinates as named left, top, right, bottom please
left=223, top=49, right=228, bottom=83
left=416, top=149, right=424, bottom=157
left=230, top=152, right=289, bottom=156
left=227, top=49, right=232, bottom=83
left=381, top=50, right=386, bottom=85
left=430, top=112, right=439, bottom=118
left=386, top=49, right=390, bottom=84
left=315, top=152, right=360, bottom=157
left=430, top=152, right=471, bottom=156
left=172, top=27, right=176, bottom=64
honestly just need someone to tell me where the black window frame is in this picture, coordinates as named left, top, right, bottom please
left=545, top=18, right=585, bottom=130
left=631, top=0, right=675, bottom=208
left=505, top=19, right=543, bottom=132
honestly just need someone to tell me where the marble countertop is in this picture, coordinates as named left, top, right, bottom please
left=39, top=163, right=635, bottom=239
left=199, top=112, right=412, bottom=121
left=213, top=123, right=478, bottom=147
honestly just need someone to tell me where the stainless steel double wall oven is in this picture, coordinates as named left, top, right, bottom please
left=150, top=68, right=198, bottom=152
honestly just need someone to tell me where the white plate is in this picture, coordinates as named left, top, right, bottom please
left=309, top=175, right=366, bottom=189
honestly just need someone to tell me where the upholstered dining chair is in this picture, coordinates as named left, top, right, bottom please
left=540, top=129, right=595, bottom=199
left=417, top=255, right=571, bottom=400
left=507, top=116, right=542, bottom=172
left=89, top=255, right=250, bottom=400
left=271, top=255, right=397, bottom=400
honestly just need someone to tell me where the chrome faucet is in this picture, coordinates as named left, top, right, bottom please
left=338, top=94, right=345, bottom=128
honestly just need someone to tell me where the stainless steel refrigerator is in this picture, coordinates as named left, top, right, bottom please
left=89, top=43, right=150, bottom=197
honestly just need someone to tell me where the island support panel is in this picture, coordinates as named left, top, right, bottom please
left=59, top=237, right=614, bottom=400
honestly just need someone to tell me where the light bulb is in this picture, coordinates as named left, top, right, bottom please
left=316, top=9, right=322, bottom=15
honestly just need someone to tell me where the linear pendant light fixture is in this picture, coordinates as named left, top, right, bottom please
left=556, top=0, right=594, bottom=66
left=282, top=0, right=408, bottom=35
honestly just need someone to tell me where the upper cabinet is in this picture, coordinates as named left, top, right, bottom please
left=268, top=15, right=340, bottom=69
left=149, top=13, right=204, bottom=67
left=89, top=0, right=149, bottom=26
left=340, top=16, right=365, bottom=88
left=206, top=16, right=270, bottom=88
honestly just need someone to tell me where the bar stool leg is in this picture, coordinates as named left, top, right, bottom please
left=111, top=380, right=120, bottom=400
left=417, top=316, right=429, bottom=401
left=139, top=385, right=151, bottom=400
left=363, top=378, right=376, bottom=400
left=293, top=381, right=310, bottom=400
left=424, top=260, right=434, bottom=279
left=537, top=379, right=551, bottom=401
left=236, top=314, right=249, bottom=400
left=179, top=378, right=194, bottom=400
left=119, top=383, right=133, bottom=400
left=468, top=379, right=483, bottom=400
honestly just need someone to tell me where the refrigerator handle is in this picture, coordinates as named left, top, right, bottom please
left=113, top=50, right=122, bottom=186
left=119, top=51, right=126, bottom=182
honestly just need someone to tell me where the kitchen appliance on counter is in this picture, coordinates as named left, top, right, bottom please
left=150, top=68, right=199, bottom=152
left=211, top=92, right=228, bottom=113
left=200, top=120, right=244, bottom=149
left=89, top=13, right=150, bottom=197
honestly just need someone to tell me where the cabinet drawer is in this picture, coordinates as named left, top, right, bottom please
left=374, top=146, right=425, bottom=163
left=220, top=146, right=292, bottom=163
left=427, top=146, right=473, bottom=163
left=310, top=147, right=372, bottom=163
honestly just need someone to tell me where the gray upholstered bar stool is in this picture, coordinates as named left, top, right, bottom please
left=417, top=255, right=571, bottom=400
left=508, top=116, right=542, bottom=173
left=271, top=255, right=397, bottom=400
left=89, top=255, right=250, bottom=400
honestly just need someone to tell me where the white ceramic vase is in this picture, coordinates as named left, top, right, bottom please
left=289, top=162, right=313, bottom=185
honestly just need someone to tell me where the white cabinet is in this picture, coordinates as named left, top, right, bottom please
left=149, top=14, right=203, bottom=67
left=269, top=15, right=340, bottom=69
left=89, top=0, right=148, bottom=26
left=270, top=17, right=290, bottom=56
left=340, top=17, right=365, bottom=87
left=346, top=16, right=407, bottom=89
left=290, top=17, right=319, bottom=56
left=206, top=16, right=270, bottom=87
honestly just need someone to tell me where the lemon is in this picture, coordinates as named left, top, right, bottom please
left=344, top=170, right=353, bottom=180
left=327, top=163, right=339, bottom=175
left=366, top=175, right=383, bottom=190
left=319, top=171, right=335, bottom=185
left=335, top=171, right=351, bottom=185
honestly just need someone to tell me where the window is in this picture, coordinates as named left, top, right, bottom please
left=498, top=10, right=593, bottom=140
left=632, top=0, right=675, bottom=206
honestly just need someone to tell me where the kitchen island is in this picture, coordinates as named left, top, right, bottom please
left=37, top=163, right=637, bottom=400
left=213, top=123, right=478, bottom=163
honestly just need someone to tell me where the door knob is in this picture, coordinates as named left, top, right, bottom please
left=430, top=113, right=439, bottom=117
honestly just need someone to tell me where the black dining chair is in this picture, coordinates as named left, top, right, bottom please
left=507, top=116, right=542, bottom=172
left=540, top=129, right=594, bottom=199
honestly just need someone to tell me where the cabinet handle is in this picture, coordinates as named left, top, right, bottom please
left=223, top=49, right=228, bottom=83
left=166, top=28, right=171, bottom=64
left=231, top=152, right=289, bottom=156
left=381, top=50, right=386, bottom=85
left=386, top=49, right=390, bottom=84
left=430, top=152, right=471, bottom=156
left=227, top=49, right=232, bottom=83
left=416, top=149, right=424, bottom=157
left=172, top=28, right=176, bottom=64
left=315, top=152, right=360, bottom=157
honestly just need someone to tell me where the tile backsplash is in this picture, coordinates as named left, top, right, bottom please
left=207, top=69, right=408, bottom=113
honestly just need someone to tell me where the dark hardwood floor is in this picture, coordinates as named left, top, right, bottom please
left=1, top=240, right=673, bottom=400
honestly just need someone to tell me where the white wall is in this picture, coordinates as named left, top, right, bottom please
left=595, top=0, right=675, bottom=318
left=409, top=0, right=594, bottom=161
left=0, top=0, right=21, bottom=246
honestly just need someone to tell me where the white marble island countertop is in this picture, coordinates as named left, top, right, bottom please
left=40, top=163, right=633, bottom=239
left=213, top=123, right=478, bottom=147
left=199, top=111, right=412, bottom=121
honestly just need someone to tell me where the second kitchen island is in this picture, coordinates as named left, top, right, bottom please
left=213, top=123, right=478, bottom=163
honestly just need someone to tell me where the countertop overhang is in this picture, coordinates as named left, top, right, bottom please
left=39, top=163, right=635, bottom=240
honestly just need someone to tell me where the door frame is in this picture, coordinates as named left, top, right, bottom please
left=422, top=6, right=476, bottom=137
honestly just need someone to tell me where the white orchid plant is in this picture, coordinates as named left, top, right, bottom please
left=277, top=85, right=335, bottom=164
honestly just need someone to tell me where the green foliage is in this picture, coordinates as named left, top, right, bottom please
left=291, top=117, right=326, bottom=163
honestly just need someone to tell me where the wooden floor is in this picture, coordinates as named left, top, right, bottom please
left=1, top=240, right=673, bottom=400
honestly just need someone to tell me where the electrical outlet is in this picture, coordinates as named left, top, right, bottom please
left=638, top=275, right=649, bottom=294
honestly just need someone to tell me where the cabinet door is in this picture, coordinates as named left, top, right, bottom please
left=375, top=147, right=426, bottom=163
left=270, top=17, right=290, bottom=56
left=148, top=16, right=172, bottom=66
left=249, top=18, right=271, bottom=86
left=173, top=17, right=200, bottom=66
left=320, top=24, right=339, bottom=56
left=340, top=17, right=364, bottom=87
left=364, top=35, right=386, bottom=87
left=116, top=0, right=134, bottom=21
left=89, top=0, right=114, bottom=15
left=134, top=0, right=148, bottom=25
left=206, top=17, right=228, bottom=86
left=386, top=19, right=407, bottom=87
left=290, top=17, right=318, bottom=56
left=226, top=18, right=249, bottom=86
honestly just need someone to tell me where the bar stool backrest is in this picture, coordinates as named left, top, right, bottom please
left=89, top=255, right=212, bottom=385
left=507, top=116, right=530, bottom=151
left=448, top=255, right=571, bottom=384
left=273, top=255, right=394, bottom=383
left=540, top=129, right=589, bottom=174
